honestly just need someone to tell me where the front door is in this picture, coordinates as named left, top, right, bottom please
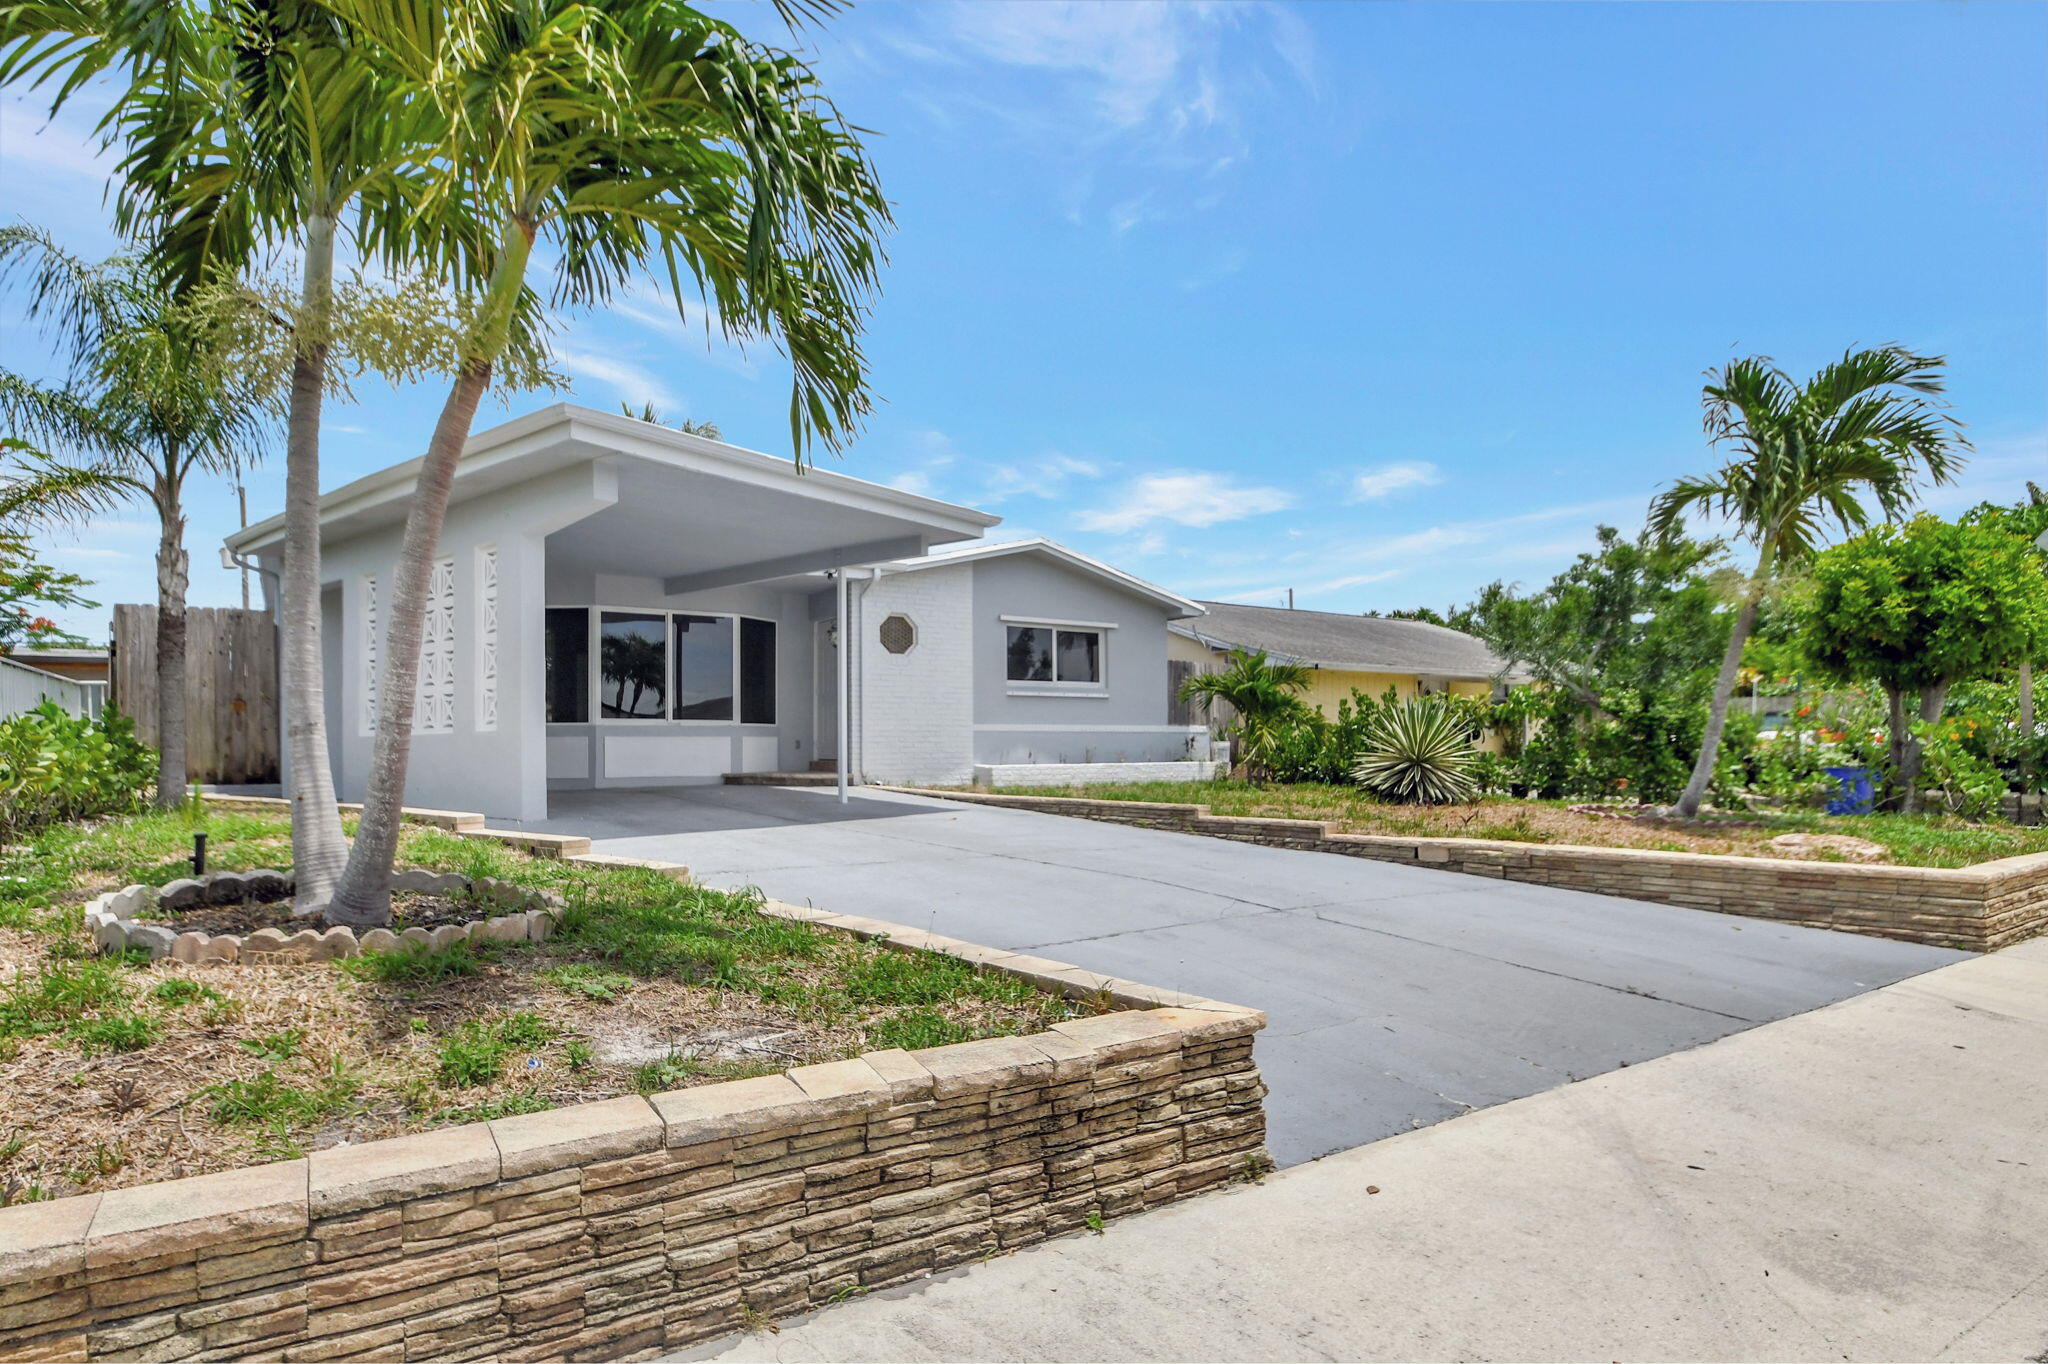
left=813, top=618, right=838, bottom=760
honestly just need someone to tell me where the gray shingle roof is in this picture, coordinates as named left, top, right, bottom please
left=1173, top=601, right=1519, bottom=681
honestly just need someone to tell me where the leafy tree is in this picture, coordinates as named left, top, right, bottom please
left=1803, top=516, right=2048, bottom=812
left=1961, top=485, right=2048, bottom=779
left=0, top=540, right=97, bottom=653
left=1177, top=648, right=1313, bottom=783
left=0, top=227, right=274, bottom=806
left=322, top=0, right=891, bottom=926
left=1464, top=525, right=1730, bottom=709
left=1649, top=347, right=1967, bottom=816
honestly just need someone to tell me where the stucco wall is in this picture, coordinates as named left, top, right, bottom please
left=963, top=554, right=1192, bottom=770
left=284, top=461, right=615, bottom=823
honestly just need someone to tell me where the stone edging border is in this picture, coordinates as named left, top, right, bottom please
left=880, top=786, right=2048, bottom=952
left=0, top=901, right=1271, bottom=1363
left=84, top=870, right=564, bottom=965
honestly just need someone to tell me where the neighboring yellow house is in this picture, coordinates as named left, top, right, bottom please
left=1167, top=601, right=1524, bottom=749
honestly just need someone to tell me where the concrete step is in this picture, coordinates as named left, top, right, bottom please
left=723, top=771, right=837, bottom=787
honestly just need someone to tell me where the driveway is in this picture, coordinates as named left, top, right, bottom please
left=526, top=785, right=1965, bottom=1166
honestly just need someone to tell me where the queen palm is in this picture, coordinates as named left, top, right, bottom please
left=1178, top=648, right=1313, bottom=783
left=322, top=0, right=889, bottom=925
left=1649, top=347, right=1967, bottom=818
left=0, top=226, right=274, bottom=805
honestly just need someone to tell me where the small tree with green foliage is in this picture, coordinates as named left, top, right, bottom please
left=1803, top=516, right=2048, bottom=813
left=1177, top=649, right=1313, bottom=783
left=1961, top=485, right=2048, bottom=783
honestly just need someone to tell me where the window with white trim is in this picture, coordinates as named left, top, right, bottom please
left=1005, top=623, right=1103, bottom=685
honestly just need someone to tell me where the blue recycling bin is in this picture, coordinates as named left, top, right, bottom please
left=1823, top=765, right=1875, bottom=816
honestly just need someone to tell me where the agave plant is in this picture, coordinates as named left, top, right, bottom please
left=1352, top=698, right=1479, bottom=804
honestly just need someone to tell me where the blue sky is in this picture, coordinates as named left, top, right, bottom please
left=1, top=0, right=2042, bottom=635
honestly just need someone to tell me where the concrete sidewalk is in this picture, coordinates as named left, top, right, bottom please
left=689, top=938, right=2048, bottom=1364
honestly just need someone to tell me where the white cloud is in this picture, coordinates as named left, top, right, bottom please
left=885, top=1, right=1317, bottom=233
left=888, top=471, right=936, bottom=496
left=554, top=348, right=680, bottom=414
left=983, top=451, right=1105, bottom=502
left=0, top=98, right=114, bottom=179
left=1348, top=461, right=1441, bottom=502
left=1076, top=471, right=1294, bottom=533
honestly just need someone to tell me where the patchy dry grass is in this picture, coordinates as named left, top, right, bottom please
left=0, top=807, right=1075, bottom=1203
left=979, top=781, right=2048, bottom=869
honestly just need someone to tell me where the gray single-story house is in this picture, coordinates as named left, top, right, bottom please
left=224, top=404, right=1212, bottom=821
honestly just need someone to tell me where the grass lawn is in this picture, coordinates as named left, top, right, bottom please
left=0, top=807, right=1074, bottom=1204
left=980, top=780, right=2048, bottom=870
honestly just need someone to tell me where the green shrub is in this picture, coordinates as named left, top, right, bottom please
left=1352, top=699, right=1480, bottom=804
left=0, top=704, right=154, bottom=843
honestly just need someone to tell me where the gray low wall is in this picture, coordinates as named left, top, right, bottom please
left=892, top=788, right=2048, bottom=953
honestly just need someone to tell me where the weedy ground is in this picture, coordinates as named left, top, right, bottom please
left=0, top=807, right=1075, bottom=1204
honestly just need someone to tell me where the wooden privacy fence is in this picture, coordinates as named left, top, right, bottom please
left=111, top=605, right=279, bottom=784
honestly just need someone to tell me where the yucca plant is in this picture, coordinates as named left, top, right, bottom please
left=1352, top=698, right=1479, bottom=805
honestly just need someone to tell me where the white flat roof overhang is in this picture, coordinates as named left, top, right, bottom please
left=225, top=404, right=1000, bottom=586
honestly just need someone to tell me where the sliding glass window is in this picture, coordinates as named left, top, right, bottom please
left=673, top=614, right=736, bottom=720
left=740, top=617, right=777, bottom=724
left=545, top=608, right=777, bottom=723
left=599, top=612, right=668, bottom=718
left=544, top=608, right=590, bottom=723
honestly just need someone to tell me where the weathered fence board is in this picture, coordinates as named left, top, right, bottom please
left=111, top=605, right=278, bottom=784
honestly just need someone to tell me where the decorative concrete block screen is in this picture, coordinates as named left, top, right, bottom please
left=0, top=1007, right=1266, bottom=1363
left=899, top=789, right=2048, bottom=953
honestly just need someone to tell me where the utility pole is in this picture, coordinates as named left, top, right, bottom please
left=236, top=479, right=250, bottom=609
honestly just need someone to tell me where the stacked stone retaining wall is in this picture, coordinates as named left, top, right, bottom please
left=0, top=994, right=1266, bottom=1362
left=890, top=788, right=2048, bottom=952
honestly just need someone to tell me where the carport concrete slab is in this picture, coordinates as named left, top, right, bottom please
left=527, top=785, right=1966, bottom=1166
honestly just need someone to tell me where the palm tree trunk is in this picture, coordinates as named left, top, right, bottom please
left=152, top=494, right=189, bottom=809
left=327, top=213, right=535, bottom=928
left=324, top=359, right=494, bottom=927
left=1675, top=573, right=1768, bottom=819
left=283, top=213, right=348, bottom=912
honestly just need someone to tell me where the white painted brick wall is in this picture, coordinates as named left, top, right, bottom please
left=855, top=566, right=975, bottom=786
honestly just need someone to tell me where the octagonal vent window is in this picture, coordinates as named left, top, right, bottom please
left=879, top=613, right=917, bottom=655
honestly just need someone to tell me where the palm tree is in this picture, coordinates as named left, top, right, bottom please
left=322, top=0, right=890, bottom=926
left=2, top=0, right=441, bottom=907
left=0, top=226, right=274, bottom=805
left=1649, top=347, right=1967, bottom=818
left=1178, top=648, right=1313, bottom=782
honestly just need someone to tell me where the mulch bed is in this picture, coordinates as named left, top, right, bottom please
left=137, top=892, right=484, bottom=936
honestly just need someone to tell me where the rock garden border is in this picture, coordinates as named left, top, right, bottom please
left=0, top=899, right=1270, bottom=1364
left=85, top=869, right=564, bottom=965
left=884, top=786, right=2048, bottom=953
